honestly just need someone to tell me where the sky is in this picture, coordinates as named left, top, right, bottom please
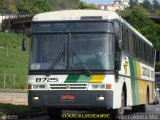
left=81, top=0, right=160, bottom=5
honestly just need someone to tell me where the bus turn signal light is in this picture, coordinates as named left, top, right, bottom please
left=106, top=84, right=111, bottom=89
left=28, top=84, right=32, bottom=89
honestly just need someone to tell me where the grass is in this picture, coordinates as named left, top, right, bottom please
left=0, top=104, right=30, bottom=116
left=0, top=32, right=29, bottom=89
left=0, top=103, right=46, bottom=117
left=0, top=89, right=27, bottom=93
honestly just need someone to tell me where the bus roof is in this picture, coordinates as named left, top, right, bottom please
left=32, top=10, right=120, bottom=21
left=32, top=10, right=152, bottom=46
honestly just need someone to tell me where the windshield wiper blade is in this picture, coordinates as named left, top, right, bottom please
left=46, top=52, right=64, bottom=76
left=72, top=52, right=91, bottom=75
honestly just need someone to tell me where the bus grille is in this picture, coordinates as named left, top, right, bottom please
left=49, top=84, right=87, bottom=90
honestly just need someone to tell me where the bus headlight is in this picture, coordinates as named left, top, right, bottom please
left=97, top=95, right=105, bottom=101
left=33, top=95, right=40, bottom=100
left=88, top=84, right=106, bottom=90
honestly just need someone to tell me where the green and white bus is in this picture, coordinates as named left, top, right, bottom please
left=24, top=10, right=155, bottom=119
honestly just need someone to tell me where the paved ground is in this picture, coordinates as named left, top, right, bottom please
left=24, top=105, right=160, bottom=120
left=0, top=92, right=28, bottom=105
left=0, top=92, right=160, bottom=119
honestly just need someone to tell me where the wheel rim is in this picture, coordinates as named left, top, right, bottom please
left=118, top=91, right=125, bottom=115
left=145, top=92, right=149, bottom=111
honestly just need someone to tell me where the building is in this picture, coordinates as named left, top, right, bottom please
left=0, top=15, right=9, bottom=31
left=97, top=0, right=129, bottom=11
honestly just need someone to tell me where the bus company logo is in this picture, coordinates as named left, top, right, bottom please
left=124, top=61, right=128, bottom=74
left=66, top=84, right=71, bottom=89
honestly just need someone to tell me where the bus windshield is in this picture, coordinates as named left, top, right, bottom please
left=30, top=21, right=114, bottom=71
left=70, top=33, right=114, bottom=70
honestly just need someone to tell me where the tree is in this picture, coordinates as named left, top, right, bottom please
left=152, top=0, right=160, bottom=10
left=48, top=0, right=80, bottom=10
left=140, top=0, right=153, bottom=11
left=16, top=0, right=51, bottom=15
left=122, top=6, right=160, bottom=50
left=122, top=6, right=152, bottom=29
left=129, top=0, right=138, bottom=8
left=77, top=1, right=97, bottom=9
left=0, top=0, right=17, bottom=14
left=0, top=0, right=17, bottom=32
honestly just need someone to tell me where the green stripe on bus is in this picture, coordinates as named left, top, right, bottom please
left=129, top=58, right=136, bottom=105
left=64, top=75, right=80, bottom=83
left=129, top=58, right=139, bottom=105
left=64, top=75, right=92, bottom=83
left=77, top=75, right=92, bottom=83
left=134, top=61, right=139, bottom=104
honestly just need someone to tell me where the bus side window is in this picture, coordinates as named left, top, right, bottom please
left=129, top=32, right=134, bottom=55
left=114, top=20, right=122, bottom=51
left=122, top=26, right=129, bottom=52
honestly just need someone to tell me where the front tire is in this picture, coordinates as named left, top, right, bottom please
left=113, top=91, right=125, bottom=119
left=47, top=108, right=62, bottom=120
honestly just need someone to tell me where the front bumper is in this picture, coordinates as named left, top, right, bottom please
left=28, top=90, right=113, bottom=109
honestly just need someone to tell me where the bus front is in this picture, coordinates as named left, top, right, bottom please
left=28, top=11, right=119, bottom=119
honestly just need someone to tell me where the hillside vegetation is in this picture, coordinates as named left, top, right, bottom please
left=0, top=32, right=29, bottom=89
left=0, top=0, right=97, bottom=15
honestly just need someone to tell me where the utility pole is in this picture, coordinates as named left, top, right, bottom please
left=8, top=0, right=11, bottom=32
left=1, top=2, right=4, bottom=31
left=1, top=8, right=3, bottom=23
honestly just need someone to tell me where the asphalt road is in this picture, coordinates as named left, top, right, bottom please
left=0, top=92, right=159, bottom=119
left=23, top=104, right=160, bottom=120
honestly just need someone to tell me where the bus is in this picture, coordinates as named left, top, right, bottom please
left=23, top=10, right=155, bottom=119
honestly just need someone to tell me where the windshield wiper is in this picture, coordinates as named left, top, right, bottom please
left=46, top=52, right=64, bottom=76
left=72, top=52, right=91, bottom=76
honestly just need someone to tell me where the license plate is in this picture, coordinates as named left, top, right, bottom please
left=61, top=94, right=75, bottom=100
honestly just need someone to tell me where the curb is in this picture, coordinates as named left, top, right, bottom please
left=0, top=89, right=27, bottom=93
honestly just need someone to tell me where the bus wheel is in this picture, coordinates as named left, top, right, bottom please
left=132, top=105, right=139, bottom=112
left=113, top=91, right=125, bottom=119
left=47, top=108, right=62, bottom=120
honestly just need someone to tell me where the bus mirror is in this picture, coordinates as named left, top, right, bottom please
left=22, top=37, right=27, bottom=51
left=115, top=70, right=119, bottom=82
left=25, top=29, right=31, bottom=37
left=115, top=60, right=120, bottom=82
left=115, top=60, right=121, bottom=71
left=116, top=39, right=123, bottom=52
